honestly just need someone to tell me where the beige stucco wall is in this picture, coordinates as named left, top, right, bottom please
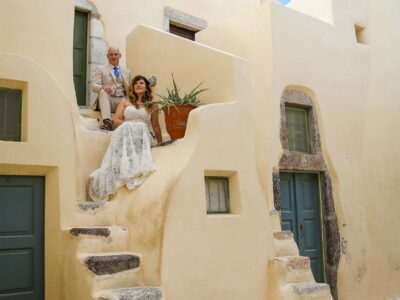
left=198, top=0, right=400, bottom=298
left=89, top=0, right=261, bottom=65
left=0, top=0, right=91, bottom=221
left=123, top=26, right=273, bottom=300
left=1, top=1, right=272, bottom=298
left=0, top=0, right=76, bottom=101
left=286, top=0, right=334, bottom=24
left=0, top=1, right=79, bottom=299
left=362, top=0, right=400, bottom=298
left=197, top=5, right=277, bottom=209
left=112, top=26, right=274, bottom=299
left=55, top=21, right=274, bottom=299
left=0, top=55, right=75, bottom=299
left=1, top=0, right=400, bottom=299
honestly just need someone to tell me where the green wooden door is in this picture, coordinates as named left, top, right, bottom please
left=280, top=172, right=324, bottom=282
left=0, top=176, right=44, bottom=300
left=73, top=10, right=88, bottom=106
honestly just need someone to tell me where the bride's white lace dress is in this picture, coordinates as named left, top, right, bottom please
left=89, top=105, right=156, bottom=201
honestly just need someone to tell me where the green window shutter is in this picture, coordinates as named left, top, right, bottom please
left=73, top=10, right=88, bottom=106
left=205, top=177, right=230, bottom=214
left=0, top=88, right=22, bottom=141
left=286, top=106, right=310, bottom=153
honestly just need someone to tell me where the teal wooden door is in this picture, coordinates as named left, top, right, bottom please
left=0, top=176, right=44, bottom=300
left=280, top=172, right=324, bottom=282
left=73, top=10, right=88, bottom=106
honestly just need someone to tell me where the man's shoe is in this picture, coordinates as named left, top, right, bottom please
left=100, top=119, right=114, bottom=131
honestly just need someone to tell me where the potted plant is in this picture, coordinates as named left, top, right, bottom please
left=154, top=74, right=207, bottom=140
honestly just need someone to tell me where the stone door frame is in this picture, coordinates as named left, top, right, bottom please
left=75, top=0, right=108, bottom=107
left=273, top=87, right=340, bottom=299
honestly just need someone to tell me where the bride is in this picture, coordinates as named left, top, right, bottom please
left=89, top=75, right=162, bottom=201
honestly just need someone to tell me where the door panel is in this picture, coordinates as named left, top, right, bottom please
left=0, top=176, right=44, bottom=300
left=280, top=172, right=324, bottom=283
left=280, top=173, right=299, bottom=242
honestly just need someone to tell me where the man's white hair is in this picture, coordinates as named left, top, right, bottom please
left=107, top=46, right=121, bottom=54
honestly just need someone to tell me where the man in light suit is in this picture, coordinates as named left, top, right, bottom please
left=91, top=47, right=131, bottom=131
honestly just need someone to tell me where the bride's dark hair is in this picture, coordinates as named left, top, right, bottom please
left=128, top=75, right=153, bottom=110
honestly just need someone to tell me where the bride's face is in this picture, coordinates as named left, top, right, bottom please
left=133, top=79, right=146, bottom=96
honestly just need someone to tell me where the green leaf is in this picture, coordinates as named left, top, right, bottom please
left=156, top=74, right=208, bottom=110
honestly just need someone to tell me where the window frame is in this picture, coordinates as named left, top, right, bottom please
left=164, top=7, right=207, bottom=41
left=169, top=22, right=197, bottom=41
left=204, top=176, right=230, bottom=214
left=285, top=105, right=311, bottom=154
left=0, top=87, right=23, bottom=142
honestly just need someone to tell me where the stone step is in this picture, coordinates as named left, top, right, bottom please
left=70, top=226, right=115, bottom=237
left=282, top=282, right=332, bottom=300
left=68, top=226, right=129, bottom=253
left=79, top=108, right=115, bottom=130
left=80, top=252, right=141, bottom=276
left=79, top=106, right=102, bottom=120
left=78, top=200, right=108, bottom=211
left=273, top=230, right=299, bottom=256
left=93, top=287, right=162, bottom=300
left=76, top=200, right=118, bottom=226
left=269, top=256, right=314, bottom=285
left=76, top=252, right=143, bottom=293
left=90, top=268, right=143, bottom=293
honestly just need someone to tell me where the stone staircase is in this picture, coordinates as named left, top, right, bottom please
left=94, top=287, right=162, bottom=300
left=79, top=106, right=103, bottom=130
left=269, top=230, right=333, bottom=300
left=65, top=201, right=162, bottom=300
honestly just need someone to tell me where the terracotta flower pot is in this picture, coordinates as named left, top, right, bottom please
left=163, top=104, right=196, bottom=140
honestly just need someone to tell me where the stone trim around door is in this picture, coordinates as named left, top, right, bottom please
left=75, top=0, right=108, bottom=107
left=274, top=87, right=340, bottom=300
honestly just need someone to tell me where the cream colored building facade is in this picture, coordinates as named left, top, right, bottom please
left=0, top=0, right=399, bottom=299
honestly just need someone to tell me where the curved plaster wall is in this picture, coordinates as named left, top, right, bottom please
left=121, top=24, right=273, bottom=300
left=70, top=26, right=274, bottom=297
left=0, top=53, right=77, bottom=300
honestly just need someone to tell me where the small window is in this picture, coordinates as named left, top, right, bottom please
left=205, top=177, right=229, bottom=214
left=169, top=23, right=196, bottom=41
left=164, top=7, right=207, bottom=41
left=286, top=106, right=310, bottom=153
left=0, top=88, right=22, bottom=141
